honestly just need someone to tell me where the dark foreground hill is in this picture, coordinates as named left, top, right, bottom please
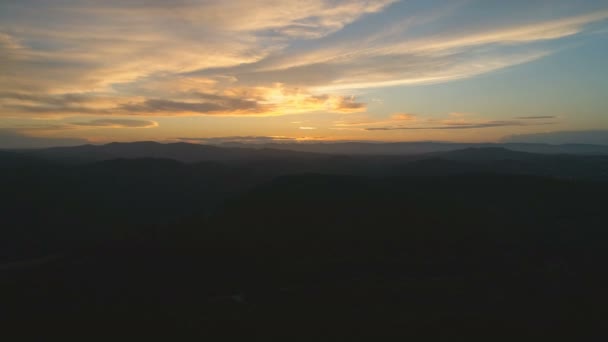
left=1, top=144, right=608, bottom=339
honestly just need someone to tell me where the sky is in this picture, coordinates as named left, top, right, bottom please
left=1, top=0, right=608, bottom=147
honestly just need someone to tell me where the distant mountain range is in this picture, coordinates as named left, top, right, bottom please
left=219, top=141, right=608, bottom=156
left=4, top=140, right=608, bottom=164
left=10, top=141, right=324, bottom=164
left=2, top=141, right=608, bottom=182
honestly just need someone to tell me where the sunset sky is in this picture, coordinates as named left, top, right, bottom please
left=1, top=0, right=608, bottom=147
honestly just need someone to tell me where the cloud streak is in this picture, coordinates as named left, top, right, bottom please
left=333, top=112, right=557, bottom=131
left=71, top=119, right=158, bottom=129
left=0, top=0, right=607, bottom=121
left=365, top=120, right=554, bottom=131
left=175, top=135, right=325, bottom=144
left=515, top=116, right=557, bottom=120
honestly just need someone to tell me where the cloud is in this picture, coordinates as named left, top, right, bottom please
left=502, top=130, right=608, bottom=145
left=71, top=119, right=158, bottom=128
left=1, top=86, right=365, bottom=117
left=365, top=120, right=555, bottom=131
left=299, top=127, right=317, bottom=130
left=0, top=0, right=395, bottom=94
left=218, top=7, right=608, bottom=92
left=174, top=136, right=320, bottom=144
left=116, top=87, right=365, bottom=116
left=119, top=97, right=263, bottom=116
left=0, top=1, right=607, bottom=121
left=308, top=51, right=550, bottom=91
left=334, top=112, right=417, bottom=127
left=515, top=116, right=557, bottom=120
left=0, top=92, right=93, bottom=106
left=334, top=111, right=558, bottom=131
left=391, top=113, right=417, bottom=121
left=75, top=0, right=396, bottom=39
left=393, top=10, right=608, bottom=53
left=331, top=112, right=552, bottom=131
left=0, top=91, right=126, bottom=116
left=0, top=128, right=87, bottom=149
left=0, top=119, right=158, bottom=139
left=332, top=96, right=367, bottom=113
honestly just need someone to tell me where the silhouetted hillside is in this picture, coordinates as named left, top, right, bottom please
left=11, top=141, right=608, bottom=168
left=9, top=142, right=608, bottom=182
left=19, top=141, right=326, bottom=164
left=2, top=143, right=608, bottom=339
left=430, top=147, right=608, bottom=181
left=429, top=147, right=537, bottom=161
left=221, top=141, right=608, bottom=155
left=0, top=150, right=50, bottom=168
left=214, top=173, right=607, bottom=248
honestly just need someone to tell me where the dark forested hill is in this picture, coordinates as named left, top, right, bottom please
left=1, top=143, right=608, bottom=339
left=7, top=142, right=608, bottom=180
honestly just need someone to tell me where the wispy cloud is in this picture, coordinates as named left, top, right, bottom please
left=1, top=86, right=366, bottom=117
left=2, top=119, right=158, bottom=138
left=0, top=0, right=606, bottom=120
left=365, top=120, right=554, bottom=131
left=71, top=119, right=158, bottom=129
left=391, top=113, right=417, bottom=121
left=175, top=135, right=326, bottom=144
left=175, top=136, right=296, bottom=144
left=333, top=112, right=557, bottom=131
left=334, top=112, right=417, bottom=127
left=515, top=116, right=557, bottom=120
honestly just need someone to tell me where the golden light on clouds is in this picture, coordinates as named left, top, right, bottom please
left=0, top=1, right=607, bottom=145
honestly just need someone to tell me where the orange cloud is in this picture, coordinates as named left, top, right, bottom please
left=71, top=119, right=159, bottom=129
left=391, top=113, right=417, bottom=121
left=334, top=113, right=417, bottom=128
left=1, top=85, right=366, bottom=117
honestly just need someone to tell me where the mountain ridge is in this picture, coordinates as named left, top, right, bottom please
left=6, top=140, right=608, bottom=165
